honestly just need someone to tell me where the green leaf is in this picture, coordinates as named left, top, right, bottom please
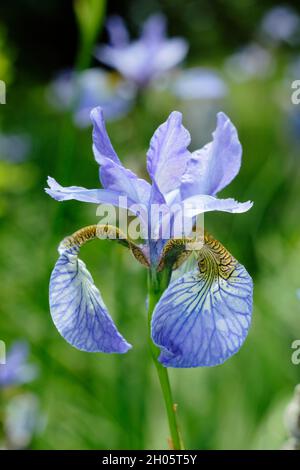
left=73, top=0, right=106, bottom=70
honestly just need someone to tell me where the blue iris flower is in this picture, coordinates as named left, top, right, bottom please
left=46, top=107, right=253, bottom=368
left=95, top=14, right=188, bottom=88
left=47, top=68, right=135, bottom=128
left=0, top=341, right=37, bottom=389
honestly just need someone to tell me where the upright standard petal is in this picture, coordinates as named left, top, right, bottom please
left=99, top=159, right=151, bottom=206
left=106, top=16, right=129, bottom=47
left=90, top=106, right=151, bottom=212
left=151, top=234, right=253, bottom=367
left=141, top=14, right=166, bottom=43
left=90, top=107, right=121, bottom=165
left=181, top=112, right=242, bottom=198
left=152, top=39, right=188, bottom=75
left=147, top=111, right=191, bottom=195
left=49, top=245, right=131, bottom=353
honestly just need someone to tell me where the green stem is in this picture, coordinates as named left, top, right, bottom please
left=147, top=269, right=183, bottom=450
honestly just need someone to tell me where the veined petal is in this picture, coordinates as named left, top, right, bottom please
left=49, top=244, right=131, bottom=353
left=90, top=107, right=121, bottom=165
left=181, top=112, right=242, bottom=198
left=147, top=111, right=191, bottom=195
left=151, top=234, right=253, bottom=367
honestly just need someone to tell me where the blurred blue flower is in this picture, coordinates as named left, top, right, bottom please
left=171, top=67, right=227, bottom=100
left=95, top=14, right=188, bottom=88
left=169, top=67, right=228, bottom=149
left=224, top=43, right=275, bottom=82
left=4, top=393, right=45, bottom=449
left=260, top=6, right=300, bottom=46
left=0, top=341, right=37, bottom=389
left=46, top=107, right=253, bottom=368
left=47, top=68, right=135, bottom=127
left=0, top=133, right=31, bottom=163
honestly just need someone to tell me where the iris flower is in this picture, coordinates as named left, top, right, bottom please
left=260, top=6, right=300, bottom=45
left=47, top=68, right=135, bottom=127
left=0, top=133, right=31, bottom=163
left=95, top=14, right=188, bottom=88
left=224, top=43, right=274, bottom=82
left=0, top=342, right=37, bottom=389
left=171, top=67, right=227, bottom=100
left=46, top=107, right=253, bottom=368
left=4, top=393, right=43, bottom=449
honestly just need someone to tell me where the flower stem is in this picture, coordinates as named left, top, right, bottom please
left=147, top=270, right=183, bottom=450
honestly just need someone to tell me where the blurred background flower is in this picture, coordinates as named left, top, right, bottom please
left=3, top=393, right=45, bottom=449
left=259, top=5, right=300, bottom=46
left=0, top=133, right=31, bottom=163
left=224, top=43, right=275, bottom=82
left=170, top=67, right=227, bottom=147
left=0, top=341, right=37, bottom=389
left=0, top=341, right=43, bottom=449
left=95, top=13, right=188, bottom=88
left=47, top=68, right=135, bottom=127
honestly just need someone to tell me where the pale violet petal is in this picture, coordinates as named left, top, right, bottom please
left=172, top=67, right=227, bottom=100
left=147, top=111, right=191, bottom=195
left=152, top=39, right=188, bottom=74
left=45, top=176, right=125, bottom=205
left=45, top=177, right=149, bottom=236
left=95, top=43, right=149, bottom=85
left=95, top=14, right=187, bottom=86
left=90, top=107, right=121, bottom=165
left=158, top=195, right=252, bottom=240
left=151, top=261, right=253, bottom=367
left=49, top=246, right=131, bottom=353
left=99, top=159, right=151, bottom=205
left=5, top=394, right=43, bottom=448
left=141, top=14, right=166, bottom=42
left=73, top=69, right=135, bottom=126
left=0, top=342, right=37, bottom=388
left=260, top=6, right=300, bottom=43
left=181, top=112, right=242, bottom=198
left=106, top=16, right=129, bottom=47
left=181, top=195, right=253, bottom=216
left=90, top=107, right=151, bottom=209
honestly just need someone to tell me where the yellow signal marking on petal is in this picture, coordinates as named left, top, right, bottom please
left=198, top=232, right=236, bottom=281
left=157, top=231, right=236, bottom=279
left=157, top=238, right=192, bottom=272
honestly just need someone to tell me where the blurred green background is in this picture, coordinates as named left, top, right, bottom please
left=0, top=0, right=300, bottom=450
